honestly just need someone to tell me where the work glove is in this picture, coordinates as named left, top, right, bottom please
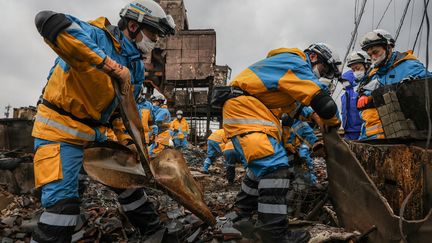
left=98, top=56, right=131, bottom=95
left=311, top=140, right=325, bottom=157
left=310, top=112, right=324, bottom=129
left=357, top=95, right=372, bottom=109
left=285, top=144, right=297, bottom=155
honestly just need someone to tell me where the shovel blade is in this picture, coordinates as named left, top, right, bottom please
left=83, top=141, right=148, bottom=189
left=151, top=149, right=216, bottom=226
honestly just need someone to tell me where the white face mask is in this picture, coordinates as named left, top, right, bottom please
left=135, top=31, right=156, bottom=54
left=371, top=53, right=386, bottom=67
left=177, top=115, right=182, bottom=119
left=353, top=71, right=365, bottom=81
left=312, top=65, right=321, bottom=78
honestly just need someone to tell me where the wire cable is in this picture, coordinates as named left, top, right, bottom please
left=394, top=0, right=397, bottom=33
left=333, top=0, right=367, bottom=100
left=423, top=0, right=430, bottom=149
left=407, top=0, right=416, bottom=48
left=412, top=0, right=430, bottom=51
left=398, top=3, right=430, bottom=241
left=418, top=25, right=424, bottom=57
left=372, top=0, right=375, bottom=29
left=342, top=0, right=367, bottom=68
left=395, top=0, right=412, bottom=41
left=376, top=0, right=394, bottom=29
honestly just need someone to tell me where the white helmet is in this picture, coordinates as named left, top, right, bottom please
left=150, top=94, right=165, bottom=103
left=305, top=43, right=342, bottom=79
left=120, top=0, right=175, bottom=37
left=176, top=110, right=183, bottom=115
left=360, top=29, right=395, bottom=51
left=346, top=51, right=371, bottom=67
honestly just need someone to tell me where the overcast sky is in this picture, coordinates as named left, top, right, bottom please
left=0, top=0, right=430, bottom=117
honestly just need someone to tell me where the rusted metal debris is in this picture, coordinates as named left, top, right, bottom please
left=1, top=145, right=361, bottom=242
left=323, top=129, right=432, bottom=242
left=150, top=149, right=216, bottom=226
left=0, top=150, right=34, bottom=195
left=83, top=141, right=148, bottom=189
left=349, top=140, right=432, bottom=220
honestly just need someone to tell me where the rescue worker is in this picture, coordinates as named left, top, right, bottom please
left=149, top=94, right=172, bottom=156
left=340, top=70, right=362, bottom=140
left=223, top=43, right=341, bottom=242
left=202, top=128, right=227, bottom=173
left=347, top=50, right=371, bottom=82
left=282, top=113, right=319, bottom=185
left=137, top=93, right=155, bottom=143
left=222, top=140, right=244, bottom=184
left=357, top=29, right=430, bottom=140
left=31, top=1, right=175, bottom=241
left=171, top=110, right=189, bottom=149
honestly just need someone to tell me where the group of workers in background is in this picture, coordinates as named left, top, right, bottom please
left=30, top=0, right=431, bottom=241
left=137, top=94, right=190, bottom=157
left=340, top=29, right=431, bottom=141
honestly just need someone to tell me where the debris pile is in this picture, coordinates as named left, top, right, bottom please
left=0, top=145, right=358, bottom=242
left=0, top=150, right=34, bottom=195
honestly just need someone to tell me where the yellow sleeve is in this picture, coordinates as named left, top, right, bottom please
left=111, top=117, right=132, bottom=144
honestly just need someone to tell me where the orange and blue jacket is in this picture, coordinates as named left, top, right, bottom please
left=225, top=48, right=339, bottom=141
left=208, top=129, right=228, bottom=151
left=153, top=106, right=171, bottom=146
left=32, top=15, right=144, bottom=145
left=171, top=118, right=189, bottom=139
left=358, top=50, right=431, bottom=140
left=137, top=100, right=154, bottom=143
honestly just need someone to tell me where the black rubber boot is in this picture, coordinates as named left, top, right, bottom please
left=226, top=165, right=236, bottom=184
left=31, top=198, right=80, bottom=243
left=114, top=188, right=163, bottom=236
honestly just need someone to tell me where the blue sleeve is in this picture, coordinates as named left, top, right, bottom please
left=298, top=123, right=318, bottom=146
left=299, top=106, right=314, bottom=120
left=385, top=59, right=430, bottom=85
left=341, top=93, right=347, bottom=129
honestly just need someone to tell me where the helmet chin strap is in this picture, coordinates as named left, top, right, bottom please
left=127, top=21, right=143, bottom=40
left=376, top=46, right=391, bottom=68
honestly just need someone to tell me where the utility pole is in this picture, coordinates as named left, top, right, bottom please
left=4, top=104, right=11, bottom=118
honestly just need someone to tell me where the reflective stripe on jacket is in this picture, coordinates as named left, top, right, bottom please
left=208, top=129, right=227, bottom=144
left=32, top=16, right=144, bottom=145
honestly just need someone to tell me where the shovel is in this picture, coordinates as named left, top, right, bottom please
left=83, top=78, right=216, bottom=226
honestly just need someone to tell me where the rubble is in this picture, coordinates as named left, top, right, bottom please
left=0, top=145, right=358, bottom=242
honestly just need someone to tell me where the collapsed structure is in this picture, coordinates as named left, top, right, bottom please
left=145, top=0, right=230, bottom=142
